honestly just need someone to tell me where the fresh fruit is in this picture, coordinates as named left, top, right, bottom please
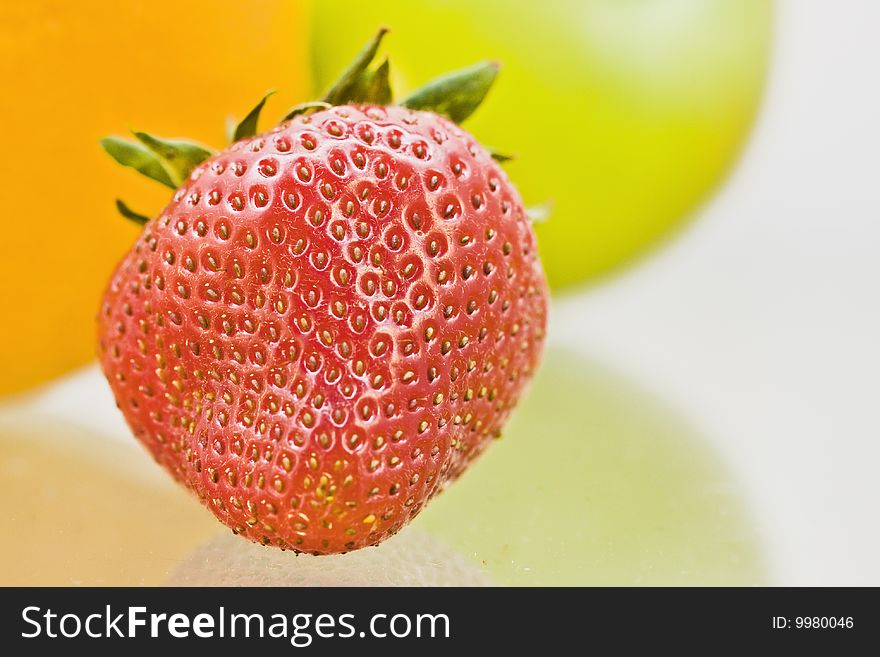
left=97, top=34, right=549, bottom=554
left=0, top=348, right=763, bottom=585
left=312, top=0, right=773, bottom=289
left=0, top=0, right=310, bottom=395
left=417, top=347, right=767, bottom=585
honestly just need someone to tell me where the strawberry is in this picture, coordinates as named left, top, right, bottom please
left=98, top=31, right=548, bottom=554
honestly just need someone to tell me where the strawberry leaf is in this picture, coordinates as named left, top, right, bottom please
left=132, top=132, right=213, bottom=187
left=328, top=57, right=393, bottom=106
left=401, top=61, right=500, bottom=124
left=100, top=137, right=175, bottom=189
left=322, top=27, right=388, bottom=105
left=115, top=199, right=150, bottom=225
left=232, top=90, right=275, bottom=143
left=282, top=101, right=333, bottom=122
left=489, top=148, right=515, bottom=163
left=357, top=57, right=393, bottom=105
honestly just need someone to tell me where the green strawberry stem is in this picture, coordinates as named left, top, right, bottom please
left=101, top=28, right=505, bottom=222
left=282, top=101, right=333, bottom=122
left=115, top=199, right=150, bottom=225
left=231, top=90, right=276, bottom=143
left=400, top=61, right=500, bottom=123
left=354, top=57, right=393, bottom=105
left=132, top=132, right=213, bottom=187
left=322, top=27, right=389, bottom=105
left=101, top=137, right=176, bottom=188
left=488, top=149, right=515, bottom=163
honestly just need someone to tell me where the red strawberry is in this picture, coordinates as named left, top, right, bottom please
left=98, top=32, right=548, bottom=554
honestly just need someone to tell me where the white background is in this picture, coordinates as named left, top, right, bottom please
left=555, top=0, right=880, bottom=585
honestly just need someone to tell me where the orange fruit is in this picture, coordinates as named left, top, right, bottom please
left=0, top=0, right=311, bottom=395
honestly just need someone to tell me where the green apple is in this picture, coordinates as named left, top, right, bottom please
left=415, top=348, right=767, bottom=585
left=312, top=0, right=772, bottom=289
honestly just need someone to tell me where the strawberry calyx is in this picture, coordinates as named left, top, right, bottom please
left=488, top=148, right=514, bottom=163
left=101, top=132, right=213, bottom=190
left=230, top=90, right=276, bottom=142
left=281, top=101, right=333, bottom=122
left=321, top=27, right=391, bottom=106
left=114, top=199, right=150, bottom=225
left=401, top=61, right=499, bottom=123
left=101, top=28, right=503, bottom=223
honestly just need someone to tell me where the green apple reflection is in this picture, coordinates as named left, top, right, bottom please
left=415, top=347, right=767, bottom=585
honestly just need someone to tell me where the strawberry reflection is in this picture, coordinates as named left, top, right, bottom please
left=415, top=347, right=767, bottom=585
left=169, top=529, right=490, bottom=586
left=0, top=346, right=765, bottom=585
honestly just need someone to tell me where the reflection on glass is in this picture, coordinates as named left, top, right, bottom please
left=169, top=530, right=490, bottom=587
left=0, top=421, right=217, bottom=585
left=0, top=346, right=765, bottom=585
left=416, top=347, right=767, bottom=585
